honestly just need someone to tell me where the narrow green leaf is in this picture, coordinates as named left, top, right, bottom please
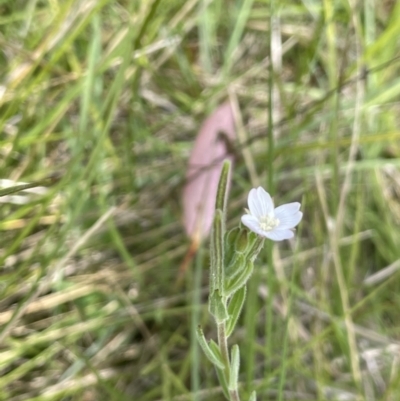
left=0, top=176, right=57, bottom=198
left=196, top=326, right=225, bottom=370
left=248, top=391, right=257, bottom=401
left=215, top=159, right=231, bottom=212
left=228, top=344, right=240, bottom=391
left=209, top=339, right=223, bottom=362
left=226, top=286, right=246, bottom=337
left=133, top=0, right=162, bottom=50
left=210, top=209, right=225, bottom=293
left=79, top=14, right=101, bottom=135
left=222, top=0, right=255, bottom=76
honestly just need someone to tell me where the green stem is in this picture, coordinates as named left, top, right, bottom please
left=230, top=388, right=241, bottom=401
left=217, top=322, right=230, bottom=368
left=218, top=321, right=241, bottom=401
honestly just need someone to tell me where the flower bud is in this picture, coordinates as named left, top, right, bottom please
left=234, top=228, right=249, bottom=254
left=224, top=261, right=254, bottom=297
left=225, top=253, right=246, bottom=280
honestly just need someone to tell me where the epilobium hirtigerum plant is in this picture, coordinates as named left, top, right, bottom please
left=196, top=160, right=302, bottom=401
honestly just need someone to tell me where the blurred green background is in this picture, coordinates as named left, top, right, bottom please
left=1, top=0, right=400, bottom=400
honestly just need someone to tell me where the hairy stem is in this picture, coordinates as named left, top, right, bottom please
left=218, top=321, right=241, bottom=401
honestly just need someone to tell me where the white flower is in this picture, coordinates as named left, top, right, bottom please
left=241, top=187, right=303, bottom=241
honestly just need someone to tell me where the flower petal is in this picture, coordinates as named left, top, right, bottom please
left=241, top=214, right=260, bottom=233
left=264, top=229, right=294, bottom=241
left=274, top=202, right=300, bottom=216
left=256, top=187, right=274, bottom=215
left=248, top=188, right=263, bottom=218
left=277, top=211, right=303, bottom=230
left=274, top=203, right=302, bottom=230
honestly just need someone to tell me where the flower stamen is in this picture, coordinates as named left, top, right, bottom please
left=259, top=214, right=280, bottom=231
